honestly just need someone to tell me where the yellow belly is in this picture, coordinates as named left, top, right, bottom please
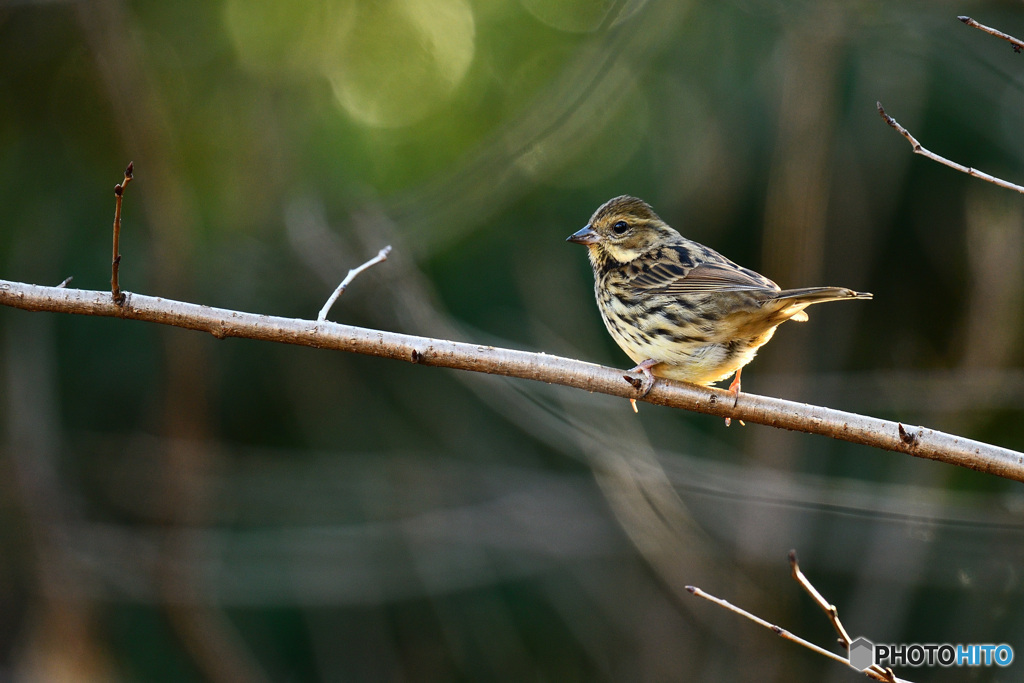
left=600, top=304, right=779, bottom=386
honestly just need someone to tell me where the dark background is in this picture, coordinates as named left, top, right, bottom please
left=2, top=0, right=1024, bottom=681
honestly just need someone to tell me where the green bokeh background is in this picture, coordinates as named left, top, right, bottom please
left=3, top=0, right=1024, bottom=681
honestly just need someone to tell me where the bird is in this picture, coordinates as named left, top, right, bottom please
left=567, top=195, right=871, bottom=415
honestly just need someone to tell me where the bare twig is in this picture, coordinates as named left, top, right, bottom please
left=877, top=103, right=1024, bottom=194
left=787, top=552, right=900, bottom=682
left=688, top=555, right=911, bottom=683
left=788, top=549, right=852, bottom=649
left=1, top=279, right=1023, bottom=481
left=56, top=277, right=73, bottom=288
left=685, top=585, right=854, bottom=667
left=959, top=16, right=1024, bottom=54
left=111, top=161, right=134, bottom=305
left=317, top=245, right=392, bottom=322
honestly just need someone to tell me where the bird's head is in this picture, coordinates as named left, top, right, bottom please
left=566, top=195, right=678, bottom=267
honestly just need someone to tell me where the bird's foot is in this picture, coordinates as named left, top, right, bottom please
left=624, top=359, right=659, bottom=413
left=725, top=369, right=744, bottom=427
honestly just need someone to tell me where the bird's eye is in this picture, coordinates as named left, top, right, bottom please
left=612, top=220, right=629, bottom=235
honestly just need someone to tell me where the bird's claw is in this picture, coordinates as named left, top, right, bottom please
left=624, top=360, right=658, bottom=397
left=623, top=360, right=659, bottom=413
left=621, top=372, right=655, bottom=397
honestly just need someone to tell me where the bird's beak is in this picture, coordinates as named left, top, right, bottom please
left=566, top=225, right=600, bottom=245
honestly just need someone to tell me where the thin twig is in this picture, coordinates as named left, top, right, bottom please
left=317, top=245, right=392, bottom=322
left=959, top=16, right=1024, bottom=54
left=111, top=161, right=134, bottom=305
left=685, top=586, right=850, bottom=665
left=56, top=277, right=73, bottom=288
left=788, top=551, right=899, bottom=681
left=788, top=550, right=851, bottom=648
left=688, top=565, right=913, bottom=683
left=877, top=103, right=1024, bottom=194
left=1, top=279, right=1023, bottom=481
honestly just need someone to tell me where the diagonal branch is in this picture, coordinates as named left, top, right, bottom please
left=684, top=586, right=860, bottom=670
left=1, top=278, right=1022, bottom=481
left=958, top=16, right=1024, bottom=53
left=688, top=552, right=911, bottom=683
left=877, top=103, right=1024, bottom=194
left=789, top=550, right=851, bottom=648
left=787, top=551, right=903, bottom=682
left=317, top=245, right=392, bottom=322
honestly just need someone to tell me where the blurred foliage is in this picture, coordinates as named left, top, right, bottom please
left=3, top=0, right=1024, bottom=681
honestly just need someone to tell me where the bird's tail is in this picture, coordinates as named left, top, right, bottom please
left=773, top=286, right=873, bottom=304
left=768, top=287, right=872, bottom=322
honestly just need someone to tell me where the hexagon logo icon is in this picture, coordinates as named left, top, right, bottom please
left=849, top=637, right=875, bottom=671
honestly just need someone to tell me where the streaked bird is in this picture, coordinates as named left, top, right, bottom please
left=567, top=196, right=871, bottom=415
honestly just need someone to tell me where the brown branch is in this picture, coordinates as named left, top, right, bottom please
left=787, top=551, right=901, bottom=682
left=111, top=161, right=133, bottom=305
left=959, top=16, right=1024, bottom=54
left=878, top=18, right=1024, bottom=193
left=688, top=553, right=910, bottom=683
left=877, top=103, right=1024, bottom=194
left=684, top=586, right=856, bottom=667
left=317, top=245, right=392, bottom=322
left=1, top=278, right=1022, bottom=481
left=788, top=550, right=851, bottom=649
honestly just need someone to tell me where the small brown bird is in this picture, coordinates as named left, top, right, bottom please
left=567, top=196, right=871, bottom=411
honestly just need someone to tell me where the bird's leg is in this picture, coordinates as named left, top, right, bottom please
left=728, top=368, right=742, bottom=404
left=725, top=369, right=744, bottom=427
left=624, top=359, right=659, bottom=413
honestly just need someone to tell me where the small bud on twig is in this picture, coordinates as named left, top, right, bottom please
left=959, top=15, right=1024, bottom=54
left=111, top=161, right=134, bottom=305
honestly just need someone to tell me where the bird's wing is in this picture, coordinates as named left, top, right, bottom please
left=631, top=249, right=778, bottom=295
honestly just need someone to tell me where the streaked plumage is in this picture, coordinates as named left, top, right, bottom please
left=567, top=196, right=871, bottom=397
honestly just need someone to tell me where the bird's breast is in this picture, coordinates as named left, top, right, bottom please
left=593, top=274, right=781, bottom=385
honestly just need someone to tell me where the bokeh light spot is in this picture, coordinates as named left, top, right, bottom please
left=224, top=0, right=355, bottom=77
left=324, top=0, right=476, bottom=129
